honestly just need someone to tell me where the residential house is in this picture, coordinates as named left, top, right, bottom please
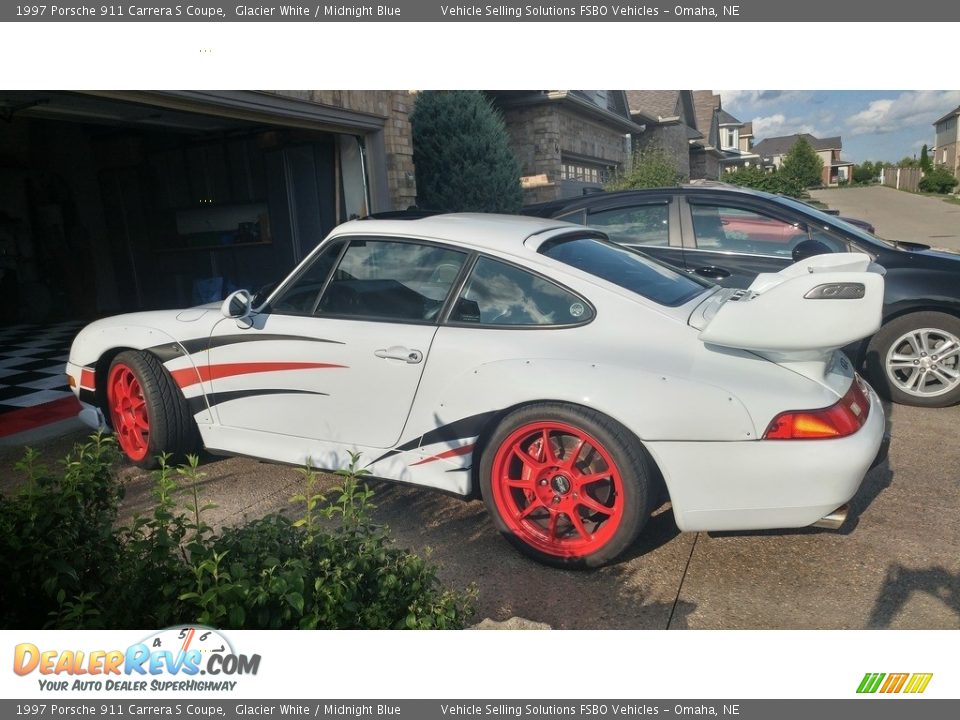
left=933, top=105, right=960, bottom=177
left=0, top=90, right=416, bottom=321
left=625, top=90, right=756, bottom=181
left=752, top=133, right=855, bottom=186
left=486, top=91, right=642, bottom=204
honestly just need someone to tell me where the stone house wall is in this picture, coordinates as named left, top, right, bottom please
left=632, top=124, right=691, bottom=181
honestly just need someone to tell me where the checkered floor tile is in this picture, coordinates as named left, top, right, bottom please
left=0, top=321, right=85, bottom=436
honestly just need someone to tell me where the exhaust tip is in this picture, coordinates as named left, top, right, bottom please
left=811, top=504, right=849, bottom=530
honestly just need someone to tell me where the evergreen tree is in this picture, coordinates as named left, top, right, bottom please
left=920, top=144, right=932, bottom=172
left=410, top=91, right=522, bottom=213
left=780, top=137, right=825, bottom=188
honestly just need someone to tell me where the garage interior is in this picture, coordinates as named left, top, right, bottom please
left=0, top=91, right=377, bottom=326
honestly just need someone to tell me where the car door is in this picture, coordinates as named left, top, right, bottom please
left=679, top=198, right=810, bottom=288
left=204, top=236, right=468, bottom=448
left=561, top=197, right=688, bottom=273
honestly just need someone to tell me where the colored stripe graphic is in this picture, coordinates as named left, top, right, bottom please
left=171, top=362, right=345, bottom=388
left=857, top=672, right=932, bottom=694
left=80, top=368, right=96, bottom=389
left=409, top=443, right=476, bottom=467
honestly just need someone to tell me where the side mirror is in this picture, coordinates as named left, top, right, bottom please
left=221, top=289, right=253, bottom=321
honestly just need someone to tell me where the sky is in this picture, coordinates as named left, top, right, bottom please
left=719, top=90, right=960, bottom=163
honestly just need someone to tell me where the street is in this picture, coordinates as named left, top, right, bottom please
left=810, top=186, right=960, bottom=251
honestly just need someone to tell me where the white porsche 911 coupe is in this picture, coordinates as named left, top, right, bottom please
left=67, top=214, right=887, bottom=567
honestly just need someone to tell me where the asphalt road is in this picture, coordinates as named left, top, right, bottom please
left=4, top=398, right=958, bottom=630
left=810, top=186, right=960, bottom=251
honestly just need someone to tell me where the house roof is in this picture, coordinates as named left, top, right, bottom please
left=625, top=90, right=682, bottom=122
left=692, top=90, right=719, bottom=136
left=752, top=133, right=843, bottom=157
left=741, top=121, right=754, bottom=136
left=933, top=105, right=960, bottom=125
left=717, top=108, right=742, bottom=126
left=485, top=90, right=642, bottom=133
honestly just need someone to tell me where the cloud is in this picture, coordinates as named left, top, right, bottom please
left=718, top=90, right=811, bottom=110
left=846, top=90, right=960, bottom=136
left=751, top=113, right=819, bottom=138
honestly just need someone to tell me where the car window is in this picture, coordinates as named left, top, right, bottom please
left=806, top=225, right=851, bottom=253
left=690, top=204, right=807, bottom=257
left=316, top=239, right=467, bottom=322
left=538, top=235, right=709, bottom=307
left=449, top=256, right=593, bottom=326
left=585, top=204, right=670, bottom=246
left=270, top=241, right=344, bottom=315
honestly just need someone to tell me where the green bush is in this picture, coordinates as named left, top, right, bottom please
left=410, top=90, right=522, bottom=213
left=605, top=147, right=684, bottom=190
left=720, top=166, right=805, bottom=198
left=780, top=137, right=824, bottom=189
left=0, top=437, right=475, bottom=630
left=919, top=166, right=959, bottom=194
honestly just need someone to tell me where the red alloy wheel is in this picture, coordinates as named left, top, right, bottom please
left=489, top=421, right=625, bottom=558
left=107, top=363, right=150, bottom=462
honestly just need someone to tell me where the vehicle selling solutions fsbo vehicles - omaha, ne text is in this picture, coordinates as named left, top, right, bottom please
left=68, top=214, right=887, bottom=567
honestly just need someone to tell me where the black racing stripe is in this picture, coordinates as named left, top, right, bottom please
left=148, top=334, right=344, bottom=362
left=367, top=410, right=499, bottom=467
left=186, top=388, right=329, bottom=416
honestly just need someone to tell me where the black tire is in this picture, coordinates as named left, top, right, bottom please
left=106, top=350, right=199, bottom=468
left=865, top=312, right=960, bottom=408
left=479, top=402, right=654, bottom=569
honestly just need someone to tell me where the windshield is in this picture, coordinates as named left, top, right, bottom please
left=538, top=235, right=710, bottom=307
left=775, top=195, right=897, bottom=249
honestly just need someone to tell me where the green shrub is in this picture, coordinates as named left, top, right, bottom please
left=605, top=147, right=684, bottom=190
left=721, top=166, right=805, bottom=198
left=410, top=90, right=522, bottom=213
left=919, top=166, right=959, bottom=194
left=0, top=437, right=475, bottom=630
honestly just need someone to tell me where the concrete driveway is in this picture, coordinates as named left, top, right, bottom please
left=810, top=186, right=960, bottom=251
left=3, top=400, right=958, bottom=630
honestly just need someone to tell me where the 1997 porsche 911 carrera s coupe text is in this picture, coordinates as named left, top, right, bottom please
left=67, top=214, right=888, bottom=567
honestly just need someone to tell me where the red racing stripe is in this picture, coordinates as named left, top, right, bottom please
left=171, top=361, right=346, bottom=388
left=409, top=443, right=476, bottom=467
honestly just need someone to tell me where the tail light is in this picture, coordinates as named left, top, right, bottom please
left=763, top=376, right=870, bottom=440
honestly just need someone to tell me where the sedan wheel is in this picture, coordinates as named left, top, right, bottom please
left=480, top=404, right=653, bottom=568
left=867, top=312, right=960, bottom=407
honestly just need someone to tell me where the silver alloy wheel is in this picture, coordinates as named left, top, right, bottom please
left=885, top=327, right=960, bottom=397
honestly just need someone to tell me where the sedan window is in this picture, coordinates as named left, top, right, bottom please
left=539, top=236, right=709, bottom=307
left=269, top=241, right=344, bottom=315
left=316, top=240, right=467, bottom=322
left=690, top=205, right=807, bottom=257
left=450, top=256, right=593, bottom=326
left=585, top=204, right=670, bottom=246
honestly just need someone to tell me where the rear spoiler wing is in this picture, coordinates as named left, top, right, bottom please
left=694, top=253, right=885, bottom=353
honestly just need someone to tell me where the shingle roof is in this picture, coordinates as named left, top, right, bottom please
left=741, top=121, right=754, bottom=136
left=625, top=90, right=681, bottom=121
left=717, top=108, right=742, bottom=126
left=692, top=90, right=719, bottom=135
left=752, top=133, right=842, bottom=157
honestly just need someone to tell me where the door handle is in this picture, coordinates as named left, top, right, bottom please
left=375, top=346, right=423, bottom=364
left=694, top=266, right=731, bottom=279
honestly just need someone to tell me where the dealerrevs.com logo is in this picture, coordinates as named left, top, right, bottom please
left=857, top=672, right=933, bottom=694
left=13, top=626, right=260, bottom=692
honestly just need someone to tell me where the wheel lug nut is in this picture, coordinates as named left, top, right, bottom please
left=553, top=495, right=560, bottom=504
left=539, top=479, right=547, bottom=486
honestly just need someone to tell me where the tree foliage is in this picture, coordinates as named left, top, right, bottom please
left=920, top=144, right=932, bottom=172
left=410, top=90, right=522, bottom=213
left=605, top=148, right=684, bottom=190
left=780, top=137, right=824, bottom=188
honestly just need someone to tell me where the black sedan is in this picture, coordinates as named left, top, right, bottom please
left=523, top=185, right=960, bottom=408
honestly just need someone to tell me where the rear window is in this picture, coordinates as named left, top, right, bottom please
left=538, top=235, right=710, bottom=307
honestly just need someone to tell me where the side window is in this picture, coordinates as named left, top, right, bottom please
left=586, top=204, right=670, bottom=247
left=316, top=239, right=466, bottom=322
left=690, top=204, right=807, bottom=257
left=450, top=256, right=593, bottom=327
left=807, top=225, right=850, bottom=253
left=270, top=241, right=343, bottom=315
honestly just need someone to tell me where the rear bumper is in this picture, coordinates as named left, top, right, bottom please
left=645, top=384, right=885, bottom=532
